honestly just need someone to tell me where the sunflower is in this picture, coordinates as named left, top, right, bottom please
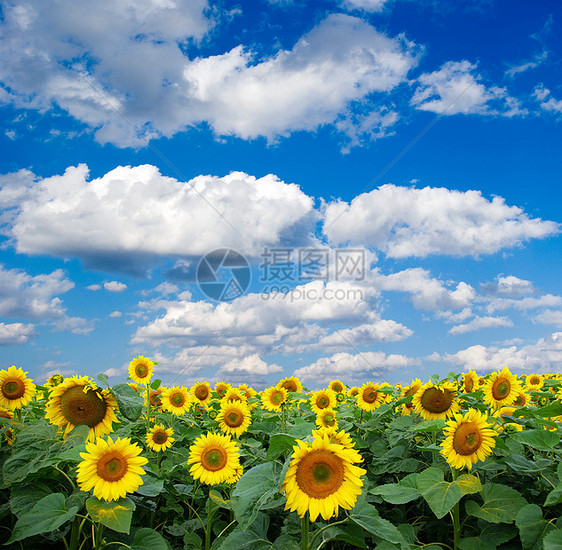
left=45, top=376, right=118, bottom=441
left=0, top=366, right=36, bottom=410
left=310, top=389, right=337, bottom=414
left=146, top=424, right=175, bottom=452
left=399, top=378, right=422, bottom=416
left=328, top=380, right=345, bottom=393
left=347, top=386, right=359, bottom=398
left=277, top=376, right=303, bottom=394
left=191, top=382, right=212, bottom=407
left=222, top=387, right=245, bottom=404
left=226, top=463, right=244, bottom=484
left=238, top=384, right=257, bottom=400
left=282, top=434, right=366, bottom=521
left=483, top=367, right=522, bottom=409
left=440, top=409, right=497, bottom=470
left=316, top=408, right=338, bottom=430
left=214, top=382, right=231, bottom=399
left=128, top=356, right=154, bottom=385
left=492, top=406, right=523, bottom=433
left=261, top=386, right=288, bottom=411
left=161, top=386, right=191, bottom=415
left=356, top=382, right=383, bottom=412
left=525, top=374, right=544, bottom=391
left=187, top=432, right=241, bottom=485
left=76, top=436, right=148, bottom=501
left=45, top=374, right=64, bottom=388
left=312, top=427, right=355, bottom=449
left=513, top=390, right=530, bottom=407
left=144, top=387, right=163, bottom=410
left=462, top=370, right=480, bottom=393
left=217, top=399, right=252, bottom=437
left=412, top=381, right=460, bottom=420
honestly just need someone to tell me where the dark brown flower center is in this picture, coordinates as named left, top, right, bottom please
left=362, top=387, right=378, bottom=404
left=152, top=430, right=168, bottom=445
left=452, top=422, right=482, bottom=456
left=420, top=387, right=454, bottom=414
left=97, top=452, right=127, bottom=482
left=296, top=449, right=344, bottom=499
left=492, top=378, right=510, bottom=401
left=195, top=385, right=209, bottom=401
left=135, top=363, right=149, bottom=378
left=316, top=395, right=330, bottom=409
left=282, top=380, right=298, bottom=392
left=202, top=447, right=227, bottom=471
left=2, top=378, right=25, bottom=400
left=60, top=385, right=107, bottom=427
left=225, top=409, right=244, bottom=428
left=170, top=392, right=186, bottom=407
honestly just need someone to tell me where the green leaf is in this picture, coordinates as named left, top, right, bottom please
left=211, top=527, right=271, bottom=550
left=9, top=482, right=53, bottom=517
left=111, top=383, right=144, bottom=421
left=543, top=529, right=562, bottom=550
left=132, top=527, right=170, bottom=550
left=370, top=483, right=420, bottom=505
left=409, top=419, right=446, bottom=432
left=271, top=534, right=301, bottom=550
left=231, top=462, right=281, bottom=530
left=458, top=524, right=517, bottom=550
left=209, top=489, right=231, bottom=509
left=455, top=474, right=482, bottom=495
left=150, top=379, right=162, bottom=390
left=86, top=496, right=136, bottom=534
left=135, top=474, right=164, bottom=497
left=349, top=499, right=409, bottom=549
left=503, top=454, right=552, bottom=474
left=7, top=493, right=79, bottom=543
left=416, top=467, right=463, bottom=519
left=515, top=503, right=556, bottom=550
left=511, top=429, right=560, bottom=451
left=545, top=482, right=562, bottom=506
left=266, top=434, right=297, bottom=461
left=465, top=483, right=527, bottom=524
left=96, top=373, right=109, bottom=387
left=533, top=401, right=562, bottom=417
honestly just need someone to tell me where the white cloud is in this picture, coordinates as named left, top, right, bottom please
left=0, top=264, right=73, bottom=319
left=411, top=61, right=525, bottom=117
left=0, top=322, right=35, bottom=345
left=448, top=315, right=513, bottom=335
left=87, top=284, right=101, bottom=291
left=323, top=184, right=558, bottom=258
left=109, top=311, right=122, bottom=318
left=5, top=164, right=315, bottom=273
left=534, top=310, right=562, bottom=327
left=0, top=7, right=417, bottom=146
left=219, top=354, right=283, bottom=375
left=505, top=51, right=547, bottom=78
left=486, top=294, right=562, bottom=314
left=533, top=85, right=562, bottom=114
left=104, top=281, right=127, bottom=292
left=480, top=275, right=534, bottom=298
left=340, top=0, right=389, bottom=12
left=294, top=351, right=417, bottom=386
left=442, top=332, right=562, bottom=374
left=371, top=267, right=475, bottom=311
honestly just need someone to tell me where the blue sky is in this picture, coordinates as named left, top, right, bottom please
left=1, top=0, right=561, bottom=389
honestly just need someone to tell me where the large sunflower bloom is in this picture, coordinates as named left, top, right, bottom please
left=356, top=382, right=383, bottom=412
left=282, top=434, right=366, bottom=521
left=45, top=376, right=118, bottom=441
left=277, top=376, right=303, bottom=394
left=440, top=409, right=497, bottom=470
left=525, top=374, right=544, bottom=391
left=217, top=399, right=252, bottom=437
left=146, top=424, right=175, bottom=452
left=483, top=367, right=522, bottom=409
left=222, top=387, right=245, bottom=404
left=310, top=389, right=337, bottom=414
left=412, top=381, right=460, bottom=420
left=328, top=380, right=345, bottom=393
left=191, top=382, right=212, bottom=407
left=161, top=386, right=191, bottom=415
left=0, top=366, right=36, bottom=410
left=76, top=436, right=148, bottom=501
left=187, top=432, right=241, bottom=485
left=128, top=356, right=154, bottom=385
left=261, top=386, right=288, bottom=411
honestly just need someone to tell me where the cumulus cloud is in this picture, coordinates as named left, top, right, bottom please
left=4, top=164, right=315, bottom=273
left=219, top=354, right=283, bottom=375
left=533, top=85, right=562, bottom=114
left=370, top=268, right=475, bottom=311
left=340, top=0, right=389, bottom=12
left=448, top=315, right=513, bottom=335
left=411, top=61, right=525, bottom=117
left=486, top=294, right=562, bottom=314
left=0, top=6, right=417, bottom=146
left=441, top=332, right=562, bottom=373
left=534, top=310, right=562, bottom=327
left=480, top=275, right=535, bottom=298
left=104, top=281, right=127, bottom=292
left=294, top=351, right=417, bottom=386
left=131, top=279, right=409, bottom=357
left=323, top=184, right=558, bottom=258
left=0, top=322, right=35, bottom=345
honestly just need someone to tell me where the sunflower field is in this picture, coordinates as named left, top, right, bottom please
left=1, top=360, right=562, bottom=550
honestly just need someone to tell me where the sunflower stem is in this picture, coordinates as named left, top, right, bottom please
left=205, top=495, right=216, bottom=550
left=68, top=517, right=81, bottom=550
left=301, top=515, right=309, bottom=550
left=451, top=468, right=460, bottom=550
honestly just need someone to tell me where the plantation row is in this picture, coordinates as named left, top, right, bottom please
left=1, top=359, right=562, bottom=549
